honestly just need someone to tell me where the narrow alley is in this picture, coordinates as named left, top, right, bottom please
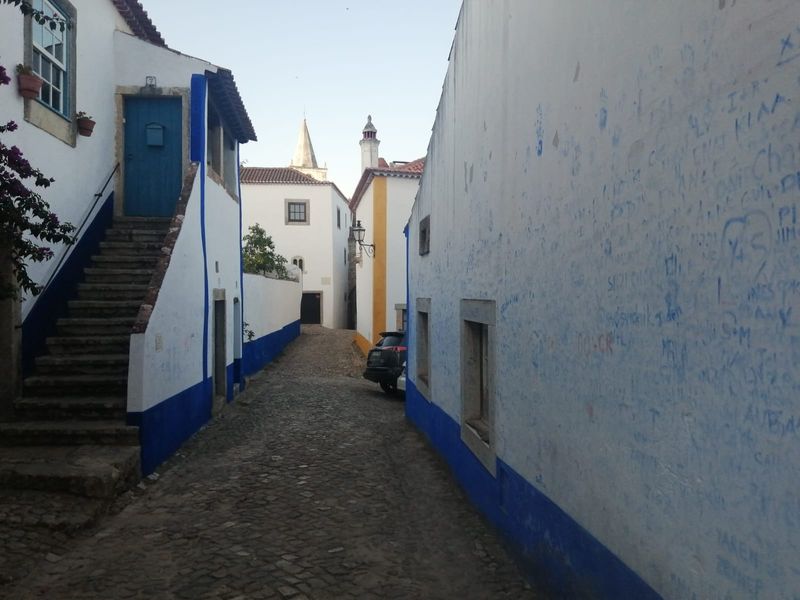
left=3, top=327, right=537, bottom=600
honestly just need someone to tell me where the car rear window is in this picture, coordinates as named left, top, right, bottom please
left=378, top=334, right=405, bottom=347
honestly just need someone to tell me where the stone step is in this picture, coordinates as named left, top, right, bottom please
left=99, top=240, right=165, bottom=254
left=0, top=489, right=107, bottom=531
left=112, top=216, right=172, bottom=229
left=97, top=248, right=163, bottom=261
left=104, top=229, right=168, bottom=243
left=23, top=374, right=127, bottom=397
left=14, top=396, right=126, bottom=420
left=92, top=255, right=161, bottom=270
left=76, top=283, right=149, bottom=302
left=56, top=317, right=135, bottom=337
left=84, top=267, right=153, bottom=284
left=46, top=335, right=130, bottom=355
left=34, top=354, right=129, bottom=376
left=0, top=445, right=140, bottom=499
left=67, top=300, right=142, bottom=319
left=0, top=420, right=139, bottom=447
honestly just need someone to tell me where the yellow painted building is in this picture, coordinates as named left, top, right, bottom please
left=350, top=117, right=423, bottom=353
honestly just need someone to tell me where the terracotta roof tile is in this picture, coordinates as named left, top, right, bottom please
left=390, top=157, right=426, bottom=174
left=240, top=167, right=326, bottom=185
left=349, top=157, right=425, bottom=211
left=111, top=0, right=165, bottom=47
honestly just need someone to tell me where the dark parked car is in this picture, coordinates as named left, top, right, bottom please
left=363, top=331, right=406, bottom=394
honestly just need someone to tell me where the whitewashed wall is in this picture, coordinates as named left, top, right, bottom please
left=330, top=189, right=350, bottom=329
left=114, top=32, right=215, bottom=89
left=204, top=178, right=244, bottom=376
left=241, top=182, right=346, bottom=329
left=354, top=183, right=375, bottom=344
left=386, top=177, right=417, bottom=328
left=408, top=0, right=800, bottom=597
left=243, top=274, right=301, bottom=340
left=0, top=1, right=132, bottom=318
left=128, top=171, right=204, bottom=413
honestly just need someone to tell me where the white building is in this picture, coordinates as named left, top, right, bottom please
left=406, top=1, right=800, bottom=598
left=0, top=0, right=299, bottom=479
left=351, top=116, right=423, bottom=353
left=241, top=142, right=350, bottom=329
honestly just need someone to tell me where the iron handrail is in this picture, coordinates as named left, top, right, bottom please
left=38, top=162, right=120, bottom=299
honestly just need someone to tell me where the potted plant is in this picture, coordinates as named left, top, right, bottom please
left=16, top=64, right=43, bottom=99
left=75, top=111, right=95, bottom=137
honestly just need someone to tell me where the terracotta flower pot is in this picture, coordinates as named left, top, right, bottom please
left=77, top=117, right=96, bottom=137
left=17, top=73, right=43, bottom=99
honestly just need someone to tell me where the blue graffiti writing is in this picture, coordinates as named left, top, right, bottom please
left=664, top=280, right=682, bottom=322
left=716, top=556, right=764, bottom=597
left=744, top=404, right=800, bottom=439
left=717, top=529, right=760, bottom=569
left=777, top=203, right=798, bottom=243
left=535, top=104, right=544, bottom=157
left=777, top=26, right=800, bottom=67
left=662, top=338, right=688, bottom=380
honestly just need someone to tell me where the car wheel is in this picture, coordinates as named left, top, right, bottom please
left=380, top=379, right=397, bottom=394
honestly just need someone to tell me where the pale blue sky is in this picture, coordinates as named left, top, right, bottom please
left=138, top=0, right=461, bottom=195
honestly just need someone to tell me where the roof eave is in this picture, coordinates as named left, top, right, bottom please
left=207, top=69, right=257, bottom=144
left=111, top=0, right=166, bottom=47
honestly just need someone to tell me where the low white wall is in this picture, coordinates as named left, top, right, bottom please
left=244, top=274, right=301, bottom=340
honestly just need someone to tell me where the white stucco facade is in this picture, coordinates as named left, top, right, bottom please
left=241, top=177, right=350, bottom=329
left=1, top=1, right=132, bottom=316
left=3, top=0, right=259, bottom=474
left=407, top=1, right=800, bottom=598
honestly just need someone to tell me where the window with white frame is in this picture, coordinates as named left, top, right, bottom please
left=460, top=299, right=496, bottom=475
left=337, top=207, right=341, bottom=229
left=31, top=0, right=69, bottom=116
left=286, top=200, right=309, bottom=224
left=291, top=256, right=305, bottom=272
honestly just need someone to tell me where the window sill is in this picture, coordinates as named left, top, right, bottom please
left=25, top=99, right=75, bottom=146
left=461, top=419, right=495, bottom=476
left=415, top=373, right=430, bottom=400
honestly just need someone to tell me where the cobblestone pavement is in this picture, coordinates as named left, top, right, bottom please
left=4, top=326, right=539, bottom=599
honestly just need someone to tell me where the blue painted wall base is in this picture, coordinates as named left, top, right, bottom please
left=405, top=379, right=661, bottom=600
left=127, top=379, right=212, bottom=475
left=128, top=318, right=299, bottom=475
left=242, top=320, right=301, bottom=379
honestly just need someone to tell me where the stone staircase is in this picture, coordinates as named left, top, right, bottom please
left=0, top=216, right=171, bottom=530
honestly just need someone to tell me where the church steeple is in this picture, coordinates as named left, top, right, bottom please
left=360, top=115, right=380, bottom=172
left=289, top=118, right=327, bottom=181
left=291, top=118, right=318, bottom=169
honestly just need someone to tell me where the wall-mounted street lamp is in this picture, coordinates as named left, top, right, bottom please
left=351, top=220, right=375, bottom=257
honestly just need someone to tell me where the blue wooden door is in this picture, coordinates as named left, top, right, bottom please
left=124, top=97, right=182, bottom=216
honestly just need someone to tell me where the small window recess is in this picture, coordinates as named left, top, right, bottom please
left=460, top=299, right=496, bottom=476
left=419, top=215, right=431, bottom=255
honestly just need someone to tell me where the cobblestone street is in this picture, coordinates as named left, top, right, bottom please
left=3, top=326, right=538, bottom=599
